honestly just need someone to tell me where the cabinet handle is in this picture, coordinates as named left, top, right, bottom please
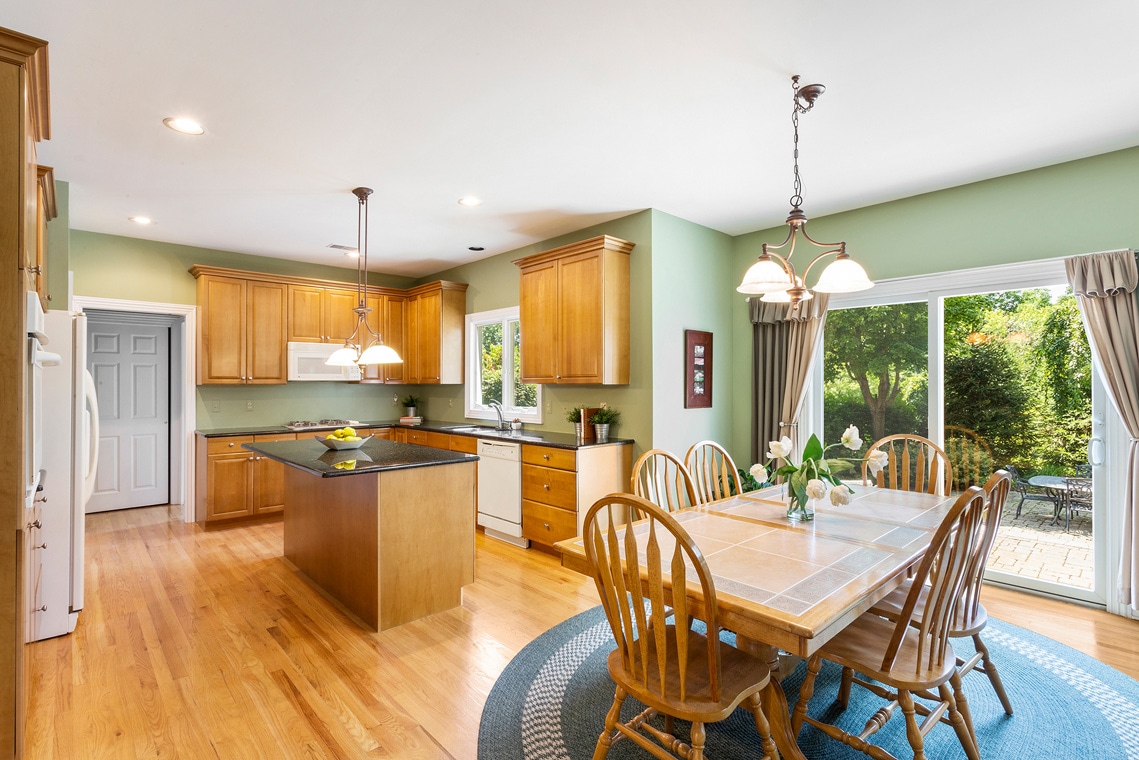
left=35, top=605, right=47, bottom=613
left=543, top=522, right=550, bottom=529
left=27, top=520, right=41, bottom=530
left=248, top=456, right=254, bottom=461
left=542, top=454, right=550, bottom=460
left=229, top=442, right=236, bottom=447
left=34, top=543, right=46, bottom=550
left=543, top=483, right=550, bottom=490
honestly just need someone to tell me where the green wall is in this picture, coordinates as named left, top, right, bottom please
left=648, top=210, right=735, bottom=457
left=44, top=180, right=70, bottom=308
left=423, top=211, right=655, bottom=454
left=728, top=144, right=1139, bottom=459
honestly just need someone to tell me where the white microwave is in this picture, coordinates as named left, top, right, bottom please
left=287, top=342, right=361, bottom=382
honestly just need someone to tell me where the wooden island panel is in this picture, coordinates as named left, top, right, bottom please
left=282, top=459, right=476, bottom=631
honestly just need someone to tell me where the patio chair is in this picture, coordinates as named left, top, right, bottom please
left=1058, top=476, right=1093, bottom=532
left=1004, top=463, right=1054, bottom=518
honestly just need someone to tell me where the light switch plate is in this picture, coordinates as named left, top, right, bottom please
left=246, top=400, right=254, bottom=411
left=211, top=401, right=220, bottom=413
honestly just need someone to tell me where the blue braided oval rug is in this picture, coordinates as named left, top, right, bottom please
left=478, top=606, right=1139, bottom=759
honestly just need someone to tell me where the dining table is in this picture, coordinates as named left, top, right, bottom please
left=554, top=483, right=958, bottom=760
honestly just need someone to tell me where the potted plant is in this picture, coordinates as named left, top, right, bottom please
left=566, top=405, right=588, bottom=437
left=402, top=394, right=421, bottom=418
left=589, top=404, right=620, bottom=442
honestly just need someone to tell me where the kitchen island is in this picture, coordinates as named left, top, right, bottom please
left=243, top=437, right=477, bottom=631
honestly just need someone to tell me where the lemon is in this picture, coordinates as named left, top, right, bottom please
left=333, top=460, right=356, bottom=470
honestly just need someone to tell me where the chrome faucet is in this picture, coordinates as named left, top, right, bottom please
left=489, top=401, right=506, bottom=430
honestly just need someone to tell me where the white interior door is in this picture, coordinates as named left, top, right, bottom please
left=87, top=320, right=170, bottom=512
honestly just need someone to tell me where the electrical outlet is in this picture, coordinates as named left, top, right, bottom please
left=392, top=395, right=398, bottom=407
left=246, top=400, right=254, bottom=411
left=211, top=401, right=220, bottom=413
left=546, top=400, right=552, bottom=413
left=449, top=398, right=454, bottom=408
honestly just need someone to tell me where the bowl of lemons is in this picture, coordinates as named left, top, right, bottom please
left=315, top=427, right=372, bottom=450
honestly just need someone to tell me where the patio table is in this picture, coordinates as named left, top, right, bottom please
left=1028, top=474, right=1071, bottom=526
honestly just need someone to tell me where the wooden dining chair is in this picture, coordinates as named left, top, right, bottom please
left=863, top=433, right=953, bottom=496
left=791, top=485, right=988, bottom=760
left=944, top=425, right=994, bottom=492
left=870, top=470, right=1016, bottom=738
left=583, top=493, right=778, bottom=760
left=684, top=440, right=743, bottom=504
left=631, top=449, right=698, bottom=514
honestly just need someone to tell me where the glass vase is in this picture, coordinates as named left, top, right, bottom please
left=786, top=497, right=815, bottom=522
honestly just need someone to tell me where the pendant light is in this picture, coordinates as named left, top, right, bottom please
left=737, top=75, right=873, bottom=308
left=326, top=187, right=403, bottom=367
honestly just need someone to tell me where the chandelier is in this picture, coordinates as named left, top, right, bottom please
left=737, top=75, right=873, bottom=308
left=326, top=187, right=403, bottom=367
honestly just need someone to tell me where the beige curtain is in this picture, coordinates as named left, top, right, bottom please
left=750, top=295, right=829, bottom=463
left=1065, top=249, right=1139, bottom=606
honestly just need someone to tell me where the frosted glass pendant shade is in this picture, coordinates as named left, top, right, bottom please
left=359, top=343, right=403, bottom=365
left=737, top=258, right=793, bottom=294
left=813, top=256, right=874, bottom=293
left=325, top=346, right=360, bottom=366
left=760, top=277, right=813, bottom=303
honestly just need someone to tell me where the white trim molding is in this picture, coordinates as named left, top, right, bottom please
left=73, top=296, right=197, bottom=523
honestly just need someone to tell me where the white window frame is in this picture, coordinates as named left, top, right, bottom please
left=810, top=254, right=1125, bottom=610
left=465, top=306, right=543, bottom=424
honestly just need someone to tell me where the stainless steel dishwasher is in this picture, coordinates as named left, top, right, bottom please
left=476, top=439, right=528, bottom=548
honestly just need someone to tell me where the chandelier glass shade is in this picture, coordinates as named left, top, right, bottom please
left=737, top=76, right=873, bottom=307
left=326, top=187, right=403, bottom=367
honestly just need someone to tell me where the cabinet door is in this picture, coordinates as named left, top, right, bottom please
left=519, top=261, right=559, bottom=383
left=361, top=293, right=385, bottom=382
left=246, top=281, right=287, bottom=384
left=404, top=295, right=421, bottom=383
left=199, top=276, right=248, bottom=384
left=557, top=252, right=604, bottom=383
left=383, top=296, right=406, bottom=384
left=416, top=290, right=442, bottom=383
left=325, top=287, right=360, bottom=345
left=288, top=285, right=326, bottom=342
left=252, top=433, right=294, bottom=514
left=206, top=451, right=254, bottom=520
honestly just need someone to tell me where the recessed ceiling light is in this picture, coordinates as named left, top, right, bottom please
left=468, top=246, right=485, bottom=251
left=128, top=216, right=156, bottom=225
left=163, top=116, right=206, bottom=135
left=458, top=196, right=482, bottom=207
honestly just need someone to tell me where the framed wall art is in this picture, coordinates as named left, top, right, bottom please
left=684, top=329, right=712, bottom=408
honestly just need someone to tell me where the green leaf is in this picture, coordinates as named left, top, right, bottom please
left=793, top=482, right=809, bottom=508
left=802, top=434, right=824, bottom=462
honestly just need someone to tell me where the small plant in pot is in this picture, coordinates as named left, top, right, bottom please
left=566, top=405, right=588, bottom=437
left=589, top=404, right=620, bottom=442
left=402, top=394, right=421, bottom=418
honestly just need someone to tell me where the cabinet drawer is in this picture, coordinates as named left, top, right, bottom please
left=521, top=464, right=577, bottom=511
left=449, top=434, right=477, bottom=454
left=522, top=444, right=576, bottom=472
left=522, top=500, right=578, bottom=546
left=370, top=428, right=392, bottom=440
left=424, top=431, right=451, bottom=450
left=405, top=428, right=429, bottom=446
left=207, top=435, right=252, bottom=454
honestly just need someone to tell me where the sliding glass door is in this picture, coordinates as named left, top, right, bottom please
left=819, top=263, right=1107, bottom=605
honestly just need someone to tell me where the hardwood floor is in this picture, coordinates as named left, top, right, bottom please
left=24, top=506, right=1139, bottom=759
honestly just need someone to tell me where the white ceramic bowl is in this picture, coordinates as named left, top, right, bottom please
left=315, top=434, right=372, bottom=450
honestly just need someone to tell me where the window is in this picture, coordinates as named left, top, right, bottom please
left=465, top=307, right=542, bottom=423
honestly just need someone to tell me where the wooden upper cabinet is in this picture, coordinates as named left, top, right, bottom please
left=514, top=235, right=634, bottom=385
left=361, top=293, right=406, bottom=383
left=403, top=282, right=467, bottom=384
left=288, top=285, right=359, bottom=344
left=33, top=166, right=56, bottom=308
left=192, top=269, right=287, bottom=385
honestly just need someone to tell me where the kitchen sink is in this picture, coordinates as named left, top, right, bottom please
left=443, top=425, right=496, bottom=434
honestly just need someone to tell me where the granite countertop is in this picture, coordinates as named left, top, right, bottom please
left=243, top=438, right=477, bottom=478
left=200, top=420, right=632, bottom=450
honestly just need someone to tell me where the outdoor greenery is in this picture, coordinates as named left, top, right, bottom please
left=824, top=288, right=1092, bottom=477
left=478, top=321, right=538, bottom=408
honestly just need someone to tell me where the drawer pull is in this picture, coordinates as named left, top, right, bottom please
left=228, top=442, right=235, bottom=447
left=542, top=454, right=550, bottom=460
left=544, top=523, right=550, bottom=529
left=543, top=484, right=550, bottom=490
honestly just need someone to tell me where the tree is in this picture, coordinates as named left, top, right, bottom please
left=943, top=341, right=1032, bottom=466
left=824, top=304, right=928, bottom=441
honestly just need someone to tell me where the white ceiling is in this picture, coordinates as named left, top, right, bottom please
left=9, top=1, right=1139, bottom=278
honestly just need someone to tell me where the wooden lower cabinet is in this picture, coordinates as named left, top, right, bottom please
left=520, top=443, right=631, bottom=549
left=197, top=433, right=296, bottom=523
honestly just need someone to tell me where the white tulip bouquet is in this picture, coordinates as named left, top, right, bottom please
left=753, top=424, right=870, bottom=520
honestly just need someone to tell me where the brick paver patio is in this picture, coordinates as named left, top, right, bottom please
left=990, top=490, right=1093, bottom=590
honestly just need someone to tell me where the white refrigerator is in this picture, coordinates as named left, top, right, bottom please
left=37, top=309, right=99, bottom=640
